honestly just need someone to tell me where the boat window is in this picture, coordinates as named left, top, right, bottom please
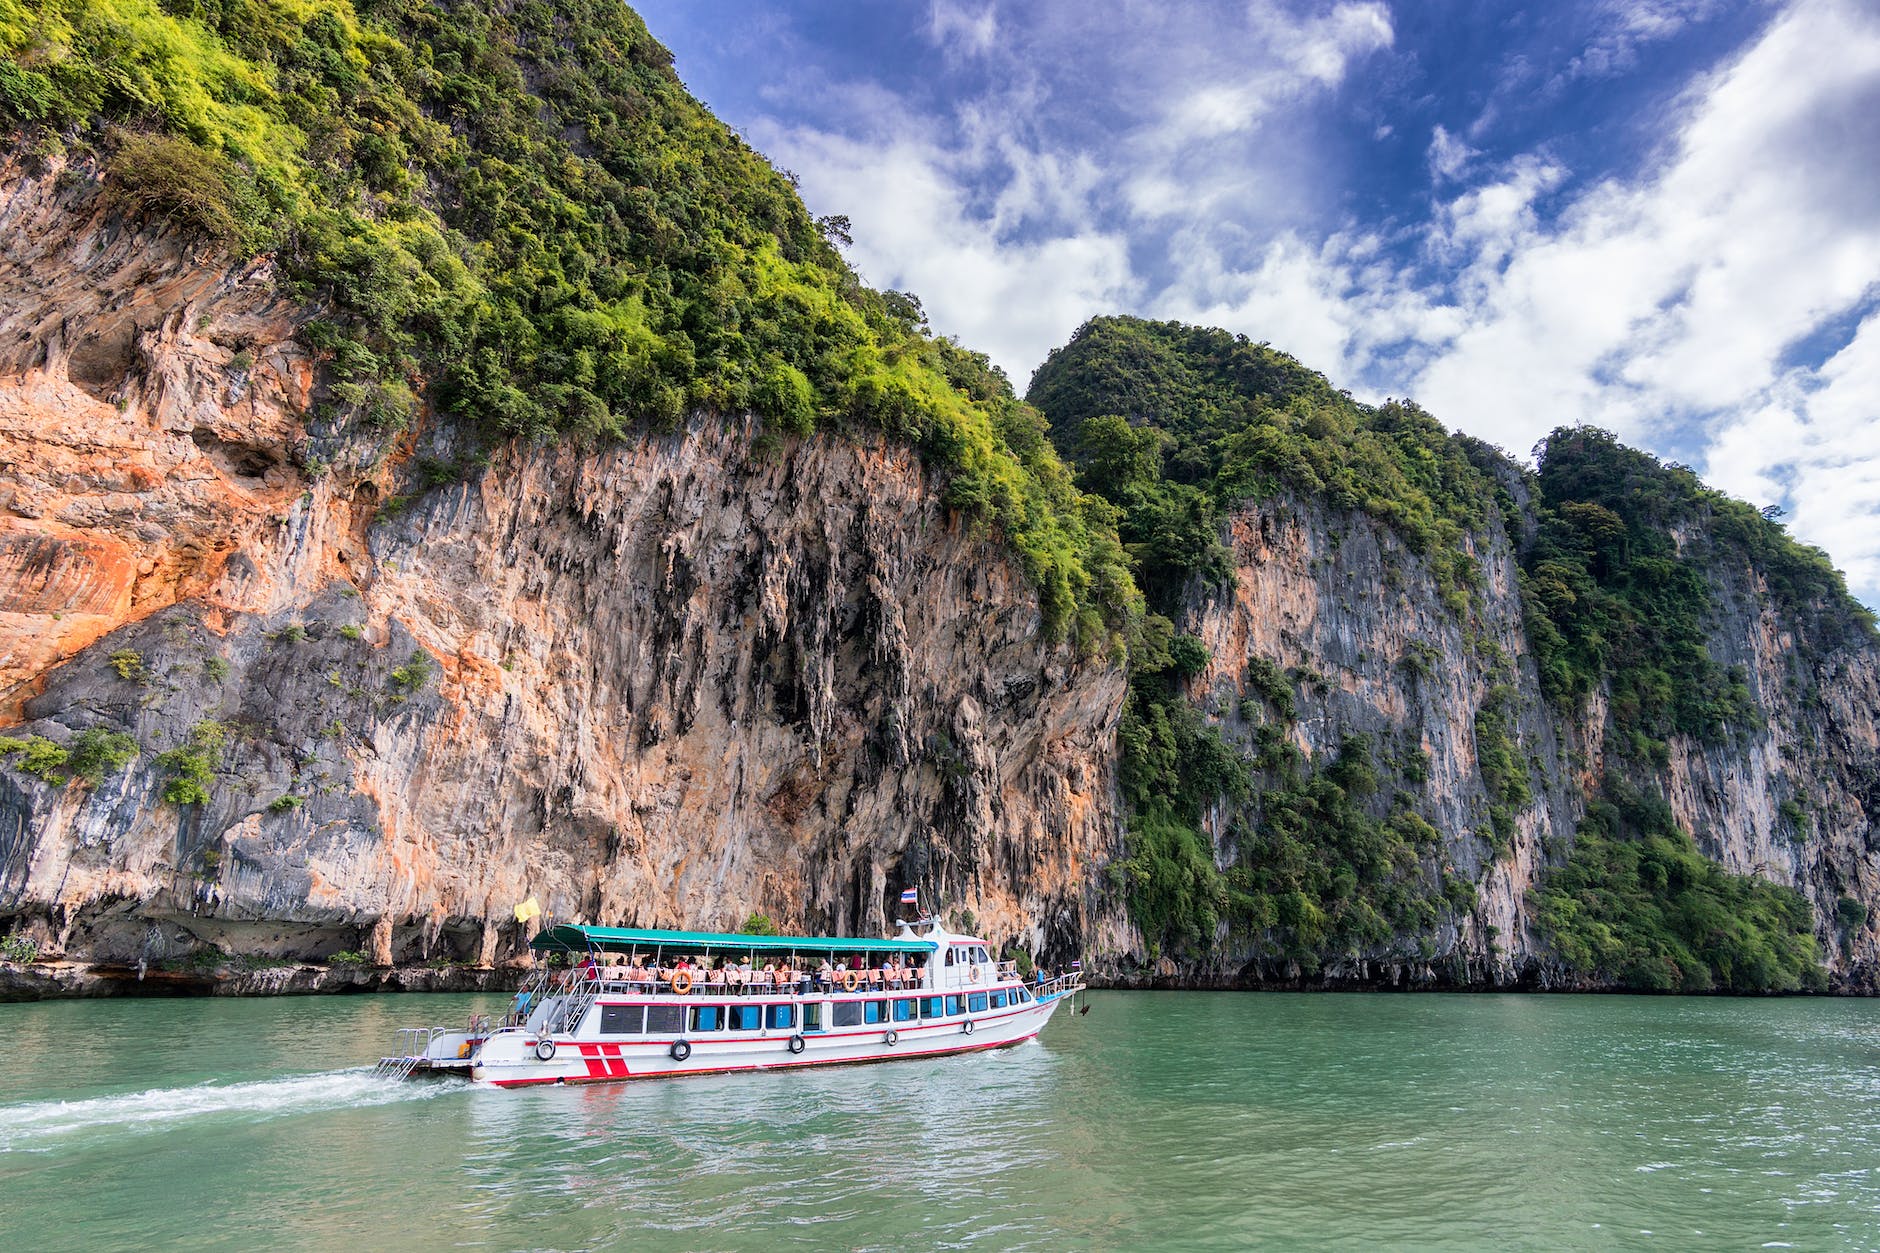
left=600, top=1005, right=645, bottom=1034
left=944, top=948, right=954, bottom=966
left=729, top=1004, right=762, bottom=1031
left=832, top=1001, right=863, bottom=1028
left=990, top=990, right=1007, bottom=1009
left=1015, top=987, right=1031, bottom=1003
left=892, top=998, right=916, bottom=1022
left=645, top=1004, right=685, bottom=1035
left=766, top=1003, right=795, bottom=1030
left=946, top=996, right=963, bottom=1016
left=968, top=993, right=988, bottom=1013
left=802, top=1003, right=824, bottom=1032
left=690, top=1005, right=722, bottom=1032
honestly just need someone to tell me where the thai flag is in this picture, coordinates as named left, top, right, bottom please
left=899, top=888, right=919, bottom=905
left=1070, top=960, right=1083, bottom=970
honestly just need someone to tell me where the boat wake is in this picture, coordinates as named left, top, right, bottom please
left=0, top=1068, right=459, bottom=1152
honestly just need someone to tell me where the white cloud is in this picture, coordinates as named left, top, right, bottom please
left=1704, top=312, right=1880, bottom=593
left=1567, top=0, right=1729, bottom=81
left=928, top=1, right=999, bottom=61
left=1427, top=124, right=1479, bottom=183
left=1412, top=0, right=1880, bottom=463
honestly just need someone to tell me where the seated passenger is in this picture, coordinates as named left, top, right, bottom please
left=708, top=962, right=727, bottom=988
left=816, top=959, right=835, bottom=991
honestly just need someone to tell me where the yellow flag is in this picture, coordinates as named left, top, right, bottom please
left=513, top=897, right=541, bottom=923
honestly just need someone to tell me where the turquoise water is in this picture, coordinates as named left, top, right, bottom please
left=2, top=991, right=1877, bottom=1250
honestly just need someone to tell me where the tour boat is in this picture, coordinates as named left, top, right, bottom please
left=375, top=917, right=1084, bottom=1087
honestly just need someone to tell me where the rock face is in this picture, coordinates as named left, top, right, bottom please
left=1171, top=489, right=1880, bottom=989
left=0, top=158, right=1126, bottom=974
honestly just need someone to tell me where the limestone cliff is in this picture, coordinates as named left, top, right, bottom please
left=0, top=155, right=1127, bottom=977
left=1168, top=491, right=1879, bottom=991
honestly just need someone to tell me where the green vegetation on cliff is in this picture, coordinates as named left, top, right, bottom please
left=0, top=0, right=1132, bottom=641
left=1533, top=775, right=1823, bottom=992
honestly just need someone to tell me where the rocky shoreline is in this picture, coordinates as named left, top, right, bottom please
left=0, top=958, right=528, bottom=1002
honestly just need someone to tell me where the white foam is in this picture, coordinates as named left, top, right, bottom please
left=0, top=1068, right=458, bottom=1151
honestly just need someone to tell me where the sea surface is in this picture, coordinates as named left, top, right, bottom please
left=1, top=990, right=1877, bottom=1250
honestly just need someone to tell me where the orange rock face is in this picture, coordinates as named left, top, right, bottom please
left=0, top=157, right=1131, bottom=971
left=0, top=154, right=324, bottom=720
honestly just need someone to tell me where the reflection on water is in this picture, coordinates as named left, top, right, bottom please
left=1, top=991, right=1877, bottom=1250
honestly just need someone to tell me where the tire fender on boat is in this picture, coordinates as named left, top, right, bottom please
left=962, top=1018, right=975, bottom=1036
left=883, top=1029, right=899, bottom=1047
left=787, top=1034, right=806, bottom=1055
left=669, top=1039, right=692, bottom=1062
left=534, top=1038, right=557, bottom=1061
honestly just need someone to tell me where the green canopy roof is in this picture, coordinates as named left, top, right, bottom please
left=530, top=924, right=936, bottom=955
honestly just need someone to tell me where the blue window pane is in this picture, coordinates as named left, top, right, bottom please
left=922, top=997, right=944, bottom=1019
left=893, top=999, right=915, bottom=1022
left=862, top=1001, right=881, bottom=1024
left=766, top=1004, right=794, bottom=1030
left=990, top=991, right=1007, bottom=1009
left=968, top=993, right=988, bottom=1013
left=732, top=1005, right=761, bottom=1030
left=946, top=996, right=963, bottom=1016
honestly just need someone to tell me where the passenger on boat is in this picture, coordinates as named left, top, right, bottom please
left=707, top=961, right=727, bottom=990
left=816, top=959, right=835, bottom=991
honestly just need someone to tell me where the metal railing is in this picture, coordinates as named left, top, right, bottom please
left=1033, top=971, right=1086, bottom=1000
left=374, top=1026, right=445, bottom=1078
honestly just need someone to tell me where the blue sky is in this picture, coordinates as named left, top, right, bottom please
left=637, top=0, right=1880, bottom=601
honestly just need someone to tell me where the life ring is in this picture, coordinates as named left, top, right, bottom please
left=787, top=1034, right=806, bottom=1055
left=534, top=1038, right=557, bottom=1061
left=669, top=1039, right=692, bottom=1062
left=841, top=969, right=860, bottom=992
left=670, top=971, right=693, bottom=995
left=967, top=965, right=982, bottom=983
left=962, top=1018, right=975, bottom=1036
left=883, top=1029, right=898, bottom=1047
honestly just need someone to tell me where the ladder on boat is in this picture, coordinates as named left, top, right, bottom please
left=373, top=1026, right=445, bottom=1079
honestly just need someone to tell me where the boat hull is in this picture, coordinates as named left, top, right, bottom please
left=470, top=994, right=1064, bottom=1087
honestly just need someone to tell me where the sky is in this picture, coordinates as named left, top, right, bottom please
left=636, top=0, right=1880, bottom=602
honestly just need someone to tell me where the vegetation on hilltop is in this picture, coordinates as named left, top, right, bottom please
left=0, top=0, right=1134, bottom=642
left=1522, top=426, right=1875, bottom=760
